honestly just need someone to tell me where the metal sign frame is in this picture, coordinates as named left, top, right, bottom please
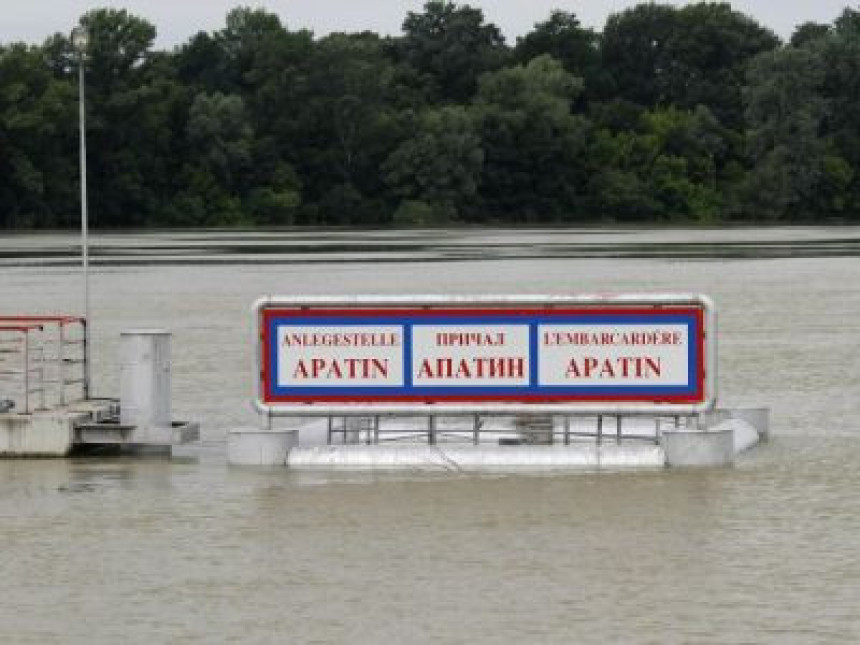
left=254, top=295, right=717, bottom=416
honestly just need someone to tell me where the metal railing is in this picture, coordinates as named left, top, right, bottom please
left=323, top=414, right=691, bottom=447
left=0, top=316, right=88, bottom=414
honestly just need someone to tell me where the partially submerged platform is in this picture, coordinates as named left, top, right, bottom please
left=0, top=323, right=199, bottom=458
left=0, top=399, right=115, bottom=457
left=0, top=399, right=199, bottom=457
left=228, top=408, right=769, bottom=470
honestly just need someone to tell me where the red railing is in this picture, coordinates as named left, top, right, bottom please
left=0, top=316, right=88, bottom=414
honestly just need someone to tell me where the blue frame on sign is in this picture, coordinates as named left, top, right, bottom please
left=265, top=311, right=702, bottom=402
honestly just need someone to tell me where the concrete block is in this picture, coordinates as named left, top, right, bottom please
left=727, top=408, right=770, bottom=441
left=0, top=410, right=84, bottom=457
left=227, top=428, right=298, bottom=466
left=661, top=427, right=735, bottom=468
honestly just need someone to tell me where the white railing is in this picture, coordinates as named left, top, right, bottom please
left=322, top=414, right=689, bottom=447
left=0, top=316, right=88, bottom=414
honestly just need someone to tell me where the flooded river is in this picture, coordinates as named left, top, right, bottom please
left=1, top=227, right=859, bottom=643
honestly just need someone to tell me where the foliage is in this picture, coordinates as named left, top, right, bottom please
left=588, top=106, right=725, bottom=222
left=0, top=44, right=77, bottom=227
left=742, top=46, right=848, bottom=220
left=472, top=55, right=589, bottom=222
left=513, top=11, right=605, bottom=100
left=601, top=3, right=779, bottom=127
left=397, top=1, right=508, bottom=103
left=2, top=2, right=860, bottom=229
left=383, top=106, right=483, bottom=222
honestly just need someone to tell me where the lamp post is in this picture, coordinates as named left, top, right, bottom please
left=71, top=25, right=90, bottom=399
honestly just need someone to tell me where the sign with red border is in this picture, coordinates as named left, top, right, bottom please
left=255, top=297, right=714, bottom=414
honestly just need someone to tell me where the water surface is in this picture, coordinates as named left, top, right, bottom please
left=1, top=227, right=858, bottom=643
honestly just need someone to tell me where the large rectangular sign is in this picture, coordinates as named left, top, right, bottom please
left=255, top=296, right=715, bottom=415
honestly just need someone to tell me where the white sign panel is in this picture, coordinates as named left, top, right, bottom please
left=276, top=325, right=404, bottom=388
left=538, top=324, right=691, bottom=387
left=411, top=324, right=531, bottom=387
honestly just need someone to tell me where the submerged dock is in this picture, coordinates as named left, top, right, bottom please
left=0, top=317, right=197, bottom=457
left=0, top=399, right=114, bottom=457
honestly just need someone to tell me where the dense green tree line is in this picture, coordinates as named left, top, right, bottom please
left=2, top=2, right=859, bottom=228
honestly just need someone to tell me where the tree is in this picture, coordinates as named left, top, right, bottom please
left=383, top=106, right=483, bottom=222
left=586, top=130, right=659, bottom=222
left=292, top=33, right=404, bottom=224
left=587, top=106, right=725, bottom=222
left=175, top=32, right=231, bottom=92
left=790, top=22, right=831, bottom=48
left=75, top=9, right=181, bottom=226
left=174, top=8, right=314, bottom=225
left=645, top=106, right=725, bottom=221
left=803, top=10, right=860, bottom=218
left=514, top=11, right=605, bottom=100
left=472, top=55, right=589, bottom=221
left=667, top=3, right=780, bottom=127
left=175, top=7, right=296, bottom=95
left=601, top=3, right=779, bottom=128
left=600, top=3, right=677, bottom=107
left=80, top=9, right=156, bottom=89
left=398, top=1, right=508, bottom=103
left=5, top=2, right=860, bottom=228
left=741, top=46, right=849, bottom=220
left=0, top=43, right=77, bottom=227
left=176, top=92, right=253, bottom=223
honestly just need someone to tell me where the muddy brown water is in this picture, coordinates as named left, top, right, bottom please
left=1, top=227, right=859, bottom=643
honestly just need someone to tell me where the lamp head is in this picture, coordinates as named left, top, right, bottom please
left=71, top=26, right=89, bottom=53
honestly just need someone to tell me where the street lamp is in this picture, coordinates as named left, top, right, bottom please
left=71, top=25, right=90, bottom=399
